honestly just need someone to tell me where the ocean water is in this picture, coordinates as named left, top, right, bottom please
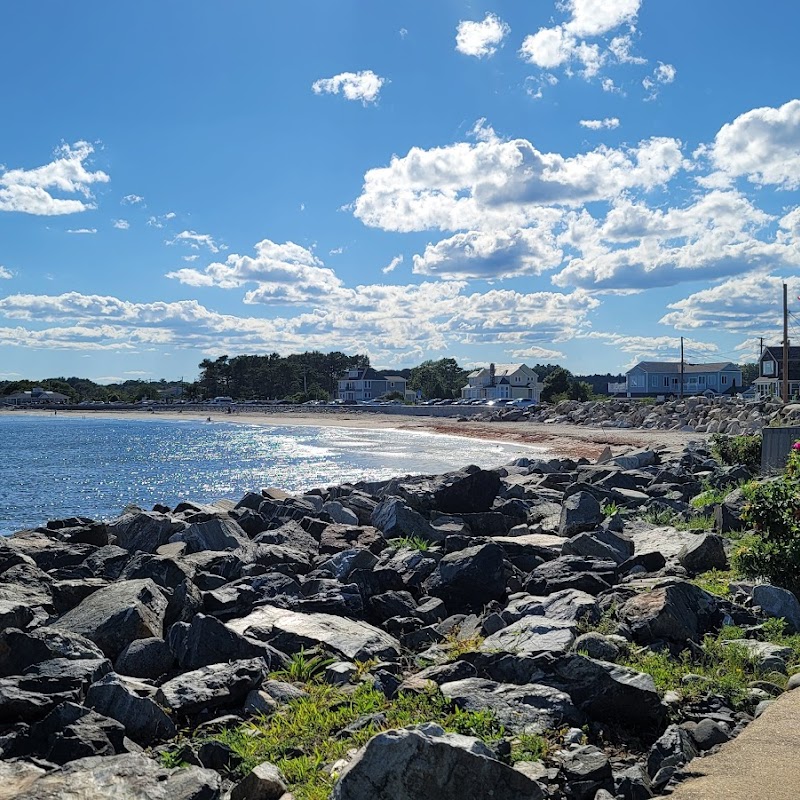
left=0, top=414, right=542, bottom=535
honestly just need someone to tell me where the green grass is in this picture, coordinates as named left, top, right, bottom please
left=388, top=535, right=431, bottom=551
left=510, top=732, right=550, bottom=763
left=270, top=649, right=336, bottom=683
left=185, top=683, right=506, bottom=800
left=441, top=630, right=485, bottom=660
left=672, top=514, right=715, bottom=531
left=642, top=507, right=676, bottom=526
left=691, top=569, right=736, bottom=597
left=576, top=603, right=619, bottom=637
left=690, top=487, right=729, bottom=509
left=620, top=623, right=800, bottom=711
left=601, top=501, right=620, bottom=517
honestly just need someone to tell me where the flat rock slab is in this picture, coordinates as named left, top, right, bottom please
left=482, top=618, right=576, bottom=658
left=627, top=524, right=697, bottom=560
left=669, top=686, right=800, bottom=800
left=227, top=606, right=401, bottom=661
left=2, top=753, right=221, bottom=800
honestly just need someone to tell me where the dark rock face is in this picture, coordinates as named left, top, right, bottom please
left=620, top=582, right=721, bottom=644
left=0, top=627, right=105, bottom=677
left=558, top=492, right=603, bottom=538
left=432, top=469, right=502, bottom=514
left=547, top=655, right=667, bottom=733
left=646, top=724, right=697, bottom=790
left=370, top=498, right=440, bottom=542
left=115, top=637, right=174, bottom=679
left=107, top=510, right=185, bottom=553
left=525, top=556, right=617, bottom=596
left=51, top=579, right=167, bottom=659
left=331, top=725, right=544, bottom=800
left=677, top=534, right=728, bottom=575
left=425, top=542, right=506, bottom=609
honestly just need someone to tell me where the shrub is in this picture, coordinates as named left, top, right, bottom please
left=735, top=442, right=800, bottom=595
left=710, top=433, right=762, bottom=471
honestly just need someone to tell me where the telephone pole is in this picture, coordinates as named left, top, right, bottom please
left=679, top=336, right=684, bottom=399
left=759, top=337, right=764, bottom=357
left=783, top=283, right=790, bottom=403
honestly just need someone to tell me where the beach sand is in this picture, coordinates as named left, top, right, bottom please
left=6, top=407, right=706, bottom=461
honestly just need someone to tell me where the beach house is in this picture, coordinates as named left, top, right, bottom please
left=753, top=345, right=800, bottom=398
left=460, top=363, right=542, bottom=402
left=336, top=368, right=412, bottom=402
left=610, top=361, right=743, bottom=397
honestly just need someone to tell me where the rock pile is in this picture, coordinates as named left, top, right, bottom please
left=0, top=443, right=798, bottom=799
left=472, top=396, right=800, bottom=435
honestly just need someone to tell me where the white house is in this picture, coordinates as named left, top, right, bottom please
left=461, top=363, right=542, bottom=402
left=2, top=387, right=70, bottom=406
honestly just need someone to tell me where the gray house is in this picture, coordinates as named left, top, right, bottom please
left=754, top=345, right=800, bottom=398
left=2, top=387, right=70, bottom=406
left=336, top=368, right=411, bottom=402
left=611, top=361, right=743, bottom=397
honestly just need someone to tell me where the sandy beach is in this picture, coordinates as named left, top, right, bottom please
left=4, top=407, right=707, bottom=461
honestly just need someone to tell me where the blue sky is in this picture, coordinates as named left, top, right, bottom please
left=2, top=0, right=800, bottom=383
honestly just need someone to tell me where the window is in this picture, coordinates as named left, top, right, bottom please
left=364, top=381, right=371, bottom=389
left=663, top=377, right=669, bottom=387
left=699, top=375, right=705, bottom=384
left=721, top=375, right=728, bottom=385
left=763, top=360, right=775, bottom=376
left=672, top=377, right=679, bottom=385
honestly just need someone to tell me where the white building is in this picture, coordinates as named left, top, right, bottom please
left=461, top=363, right=542, bottom=402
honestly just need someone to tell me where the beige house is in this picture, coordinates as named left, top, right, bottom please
left=461, top=363, right=542, bottom=402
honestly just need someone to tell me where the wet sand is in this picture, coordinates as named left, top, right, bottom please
left=5, top=407, right=706, bottom=461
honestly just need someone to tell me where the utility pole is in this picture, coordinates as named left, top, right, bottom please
left=759, top=337, right=764, bottom=357
left=783, top=283, right=790, bottom=403
left=680, top=336, right=684, bottom=399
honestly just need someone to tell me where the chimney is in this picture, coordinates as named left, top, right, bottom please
left=489, top=363, right=496, bottom=386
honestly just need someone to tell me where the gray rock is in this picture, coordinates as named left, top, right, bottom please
left=503, top=589, right=600, bottom=626
left=646, top=724, right=697, bottom=789
left=115, top=637, right=174, bottom=679
left=723, top=639, right=792, bottom=673
left=560, top=745, right=613, bottom=800
left=230, top=761, right=287, bottom=800
left=323, top=501, right=359, bottom=526
left=0, top=627, right=105, bottom=677
left=370, top=498, right=440, bottom=542
left=677, top=534, right=728, bottom=575
left=331, top=725, right=543, bottom=800
left=424, top=542, right=507, bottom=610
left=107, top=510, right=185, bottom=553
left=440, top=678, right=583, bottom=734
left=169, top=518, right=250, bottom=554
left=572, top=632, right=620, bottom=662
left=558, top=492, right=603, bottom=538
left=525, top=556, right=617, bottom=596
left=156, top=658, right=268, bottom=716
left=562, top=529, right=634, bottom=565
left=85, top=672, right=176, bottom=746
left=548, top=654, right=666, bottom=731
left=52, top=579, right=167, bottom=659
left=168, top=614, right=287, bottom=671
left=691, top=718, right=730, bottom=750
left=0, top=600, right=34, bottom=631
left=482, top=617, right=576, bottom=659
left=621, top=581, right=721, bottom=644
left=228, top=606, right=401, bottom=661
left=9, top=752, right=221, bottom=799
left=752, top=584, right=800, bottom=632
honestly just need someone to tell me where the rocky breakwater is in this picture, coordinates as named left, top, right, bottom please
left=474, top=395, right=800, bottom=435
left=0, top=443, right=799, bottom=799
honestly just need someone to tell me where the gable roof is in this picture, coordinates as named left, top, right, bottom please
left=761, top=346, right=800, bottom=361
left=468, top=363, right=538, bottom=379
left=382, top=375, right=407, bottom=382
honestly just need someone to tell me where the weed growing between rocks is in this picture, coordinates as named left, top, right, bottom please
left=187, top=683, right=507, bottom=800
left=387, top=535, right=431, bottom=551
left=690, top=569, right=736, bottom=597
left=710, top=433, right=762, bottom=471
left=271, top=649, right=336, bottom=683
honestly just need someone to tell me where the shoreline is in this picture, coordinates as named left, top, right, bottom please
left=2, top=406, right=707, bottom=461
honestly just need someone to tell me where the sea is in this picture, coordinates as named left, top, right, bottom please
left=0, top=413, right=543, bottom=536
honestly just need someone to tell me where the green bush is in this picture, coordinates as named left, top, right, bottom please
left=710, top=433, right=762, bottom=471
left=735, top=443, right=800, bottom=595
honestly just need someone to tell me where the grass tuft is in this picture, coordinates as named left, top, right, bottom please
left=388, top=535, right=431, bottom=552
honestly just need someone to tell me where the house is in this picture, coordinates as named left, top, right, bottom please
left=336, top=368, right=412, bottom=402
left=461, top=363, right=542, bottom=402
left=2, top=387, right=70, bottom=406
left=611, top=362, right=743, bottom=397
left=753, top=345, right=800, bottom=399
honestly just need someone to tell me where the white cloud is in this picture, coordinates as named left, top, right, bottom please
left=579, top=331, right=718, bottom=364
left=399, top=28, right=408, bottom=39
left=553, top=190, right=800, bottom=290
left=166, top=238, right=342, bottom=304
left=0, top=141, right=109, bottom=216
left=706, top=99, right=800, bottom=189
left=579, top=117, right=620, bottom=130
left=382, top=255, right=403, bottom=274
left=329, top=246, right=344, bottom=256
left=0, top=266, right=12, bottom=280
left=312, top=71, right=386, bottom=105
left=354, top=129, right=683, bottom=233
left=412, top=223, right=563, bottom=280
left=654, top=62, right=677, bottom=83
left=525, top=73, right=559, bottom=99
left=113, top=219, right=129, bottom=230
left=566, top=0, right=642, bottom=37
left=66, top=228, right=97, bottom=234
left=455, top=13, right=510, bottom=58
left=509, top=345, right=566, bottom=360
left=121, top=194, right=144, bottom=205
left=609, top=34, right=646, bottom=64
left=660, top=273, right=800, bottom=332
left=602, top=77, right=621, bottom=93
left=182, top=254, right=200, bottom=262
left=167, top=230, right=224, bottom=253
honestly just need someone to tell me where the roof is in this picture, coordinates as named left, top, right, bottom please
left=468, top=363, right=536, bottom=378
left=339, top=367, right=385, bottom=381
left=629, top=361, right=739, bottom=375
left=761, top=346, right=800, bottom=361
left=382, top=375, right=407, bottom=382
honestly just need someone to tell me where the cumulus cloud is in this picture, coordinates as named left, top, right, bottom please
left=167, top=230, right=224, bottom=253
left=579, top=331, right=718, bottom=364
left=354, top=130, right=683, bottom=233
left=643, top=61, right=677, bottom=99
left=0, top=266, right=12, bottom=279
left=509, top=345, right=565, bottom=360
left=660, top=273, right=800, bottom=332
left=66, top=228, right=97, bottom=234
left=553, top=190, right=800, bottom=290
left=121, top=194, right=144, bottom=205
left=455, top=13, right=510, bottom=58
left=113, top=219, right=129, bottom=230
left=579, top=117, right=620, bottom=130
left=412, top=221, right=563, bottom=280
left=381, top=255, right=403, bottom=274
left=704, top=99, right=800, bottom=189
left=166, top=238, right=343, bottom=304
left=312, top=71, right=386, bottom=104
left=0, top=141, right=109, bottom=216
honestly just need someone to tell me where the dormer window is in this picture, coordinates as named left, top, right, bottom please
left=763, top=360, right=775, bottom=376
